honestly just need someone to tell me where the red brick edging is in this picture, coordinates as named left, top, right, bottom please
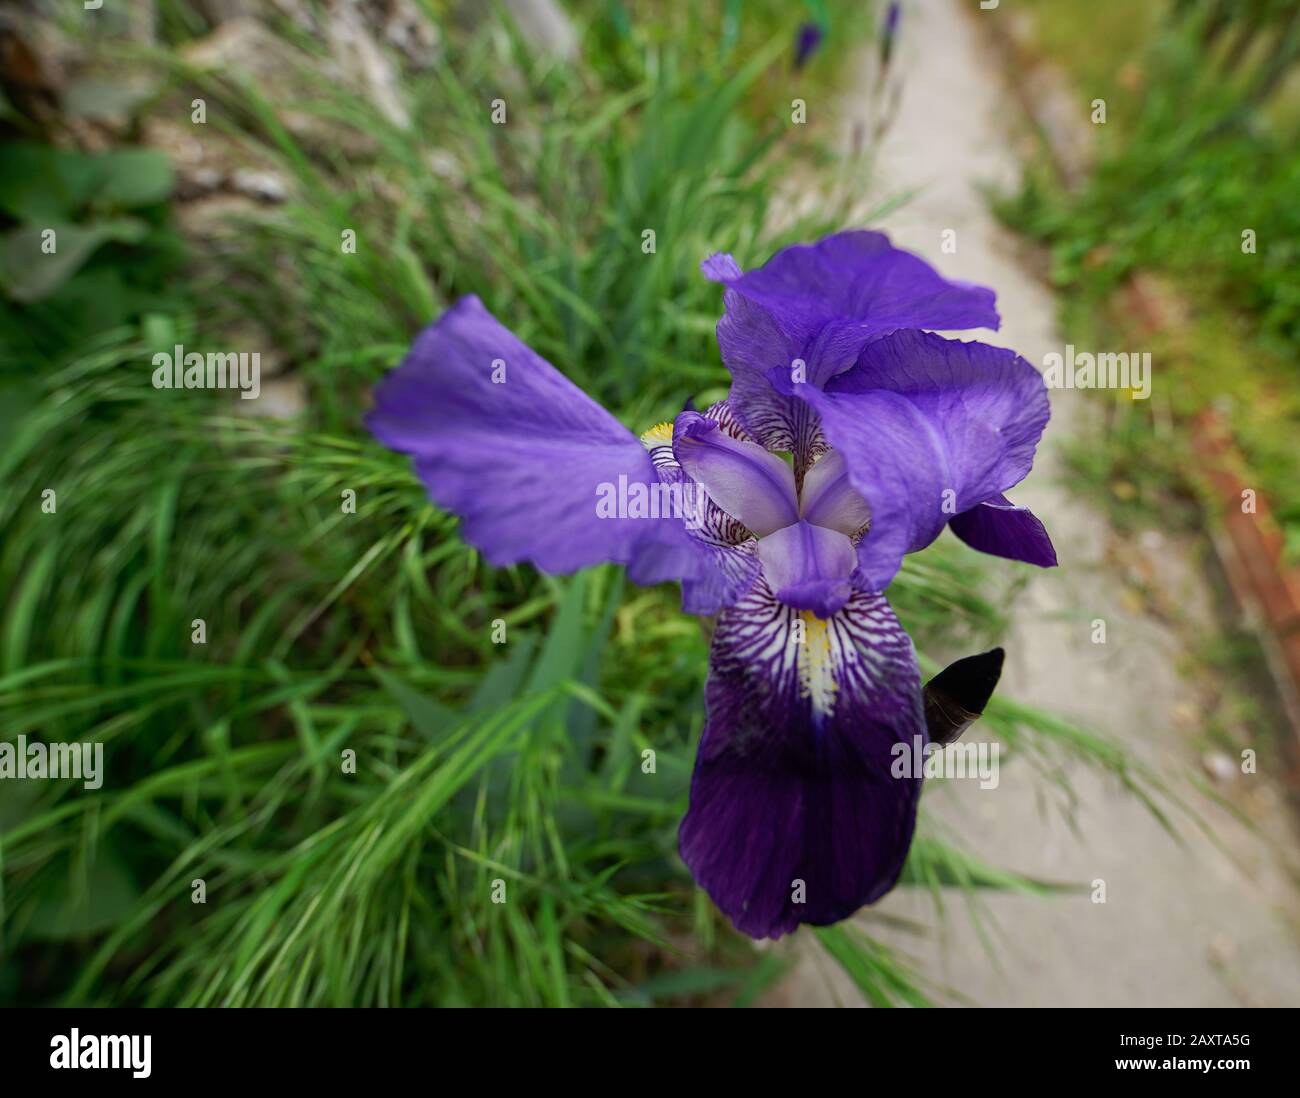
left=973, top=4, right=1300, bottom=745
left=1124, top=280, right=1300, bottom=742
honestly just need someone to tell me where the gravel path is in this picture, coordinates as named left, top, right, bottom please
left=771, top=0, right=1300, bottom=1007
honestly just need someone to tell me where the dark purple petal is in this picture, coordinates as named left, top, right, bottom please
left=703, top=232, right=999, bottom=475
left=366, top=296, right=708, bottom=585
left=925, top=647, right=1004, bottom=746
left=755, top=520, right=856, bottom=619
left=949, top=493, right=1058, bottom=568
left=802, top=330, right=1050, bottom=589
left=672, top=411, right=798, bottom=537
left=798, top=449, right=871, bottom=536
left=679, top=579, right=924, bottom=939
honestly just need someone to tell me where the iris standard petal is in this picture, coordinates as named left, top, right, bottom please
left=800, top=329, right=1050, bottom=590
left=705, top=284, right=830, bottom=474
left=705, top=230, right=1000, bottom=348
left=366, top=296, right=709, bottom=585
left=755, top=520, right=856, bottom=619
left=703, top=231, right=998, bottom=476
left=949, top=493, right=1058, bottom=568
left=672, top=411, right=799, bottom=537
left=678, top=578, right=925, bottom=940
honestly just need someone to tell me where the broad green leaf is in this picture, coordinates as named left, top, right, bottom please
left=0, top=220, right=149, bottom=303
left=372, top=667, right=457, bottom=739
left=28, top=853, right=141, bottom=942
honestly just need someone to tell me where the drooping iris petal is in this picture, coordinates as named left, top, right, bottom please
left=798, top=449, right=871, bottom=537
left=678, top=578, right=925, bottom=940
left=949, top=493, right=1058, bottom=568
left=672, top=411, right=798, bottom=537
left=676, top=542, right=761, bottom=617
left=799, top=329, right=1050, bottom=590
left=366, top=295, right=709, bottom=585
left=755, top=520, right=856, bottom=619
left=703, top=231, right=999, bottom=475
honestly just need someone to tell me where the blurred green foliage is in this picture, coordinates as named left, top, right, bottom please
left=0, top=143, right=185, bottom=365
left=1000, top=0, right=1300, bottom=556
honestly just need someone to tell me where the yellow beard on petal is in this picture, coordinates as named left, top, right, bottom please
left=639, top=421, right=674, bottom=449
left=796, top=610, right=838, bottom=719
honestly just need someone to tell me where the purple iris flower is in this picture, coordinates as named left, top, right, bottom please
left=881, top=1, right=900, bottom=68
left=366, top=230, right=1055, bottom=940
left=794, top=22, right=824, bottom=70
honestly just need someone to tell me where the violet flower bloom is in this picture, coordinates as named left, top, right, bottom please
left=794, top=22, right=824, bottom=70
left=881, top=1, right=901, bottom=68
left=367, top=231, right=1055, bottom=939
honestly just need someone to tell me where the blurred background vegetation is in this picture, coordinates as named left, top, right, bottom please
left=1000, top=0, right=1300, bottom=561
left=1, top=0, right=1194, bottom=1007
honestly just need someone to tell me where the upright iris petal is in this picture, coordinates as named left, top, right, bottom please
left=702, top=231, right=1000, bottom=477
left=367, top=229, right=1055, bottom=943
left=800, top=329, right=1052, bottom=589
